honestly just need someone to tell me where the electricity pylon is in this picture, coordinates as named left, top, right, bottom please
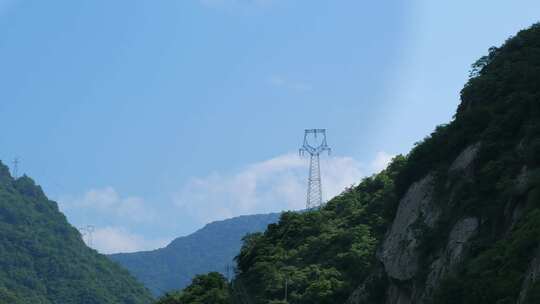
left=299, top=129, right=331, bottom=209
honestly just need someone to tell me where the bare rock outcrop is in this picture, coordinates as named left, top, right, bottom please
left=350, top=144, right=483, bottom=304
left=518, top=246, right=540, bottom=304
left=385, top=284, right=411, bottom=304
left=378, top=174, right=437, bottom=281
left=421, top=217, right=479, bottom=301
left=345, top=267, right=386, bottom=304
left=449, top=142, right=481, bottom=173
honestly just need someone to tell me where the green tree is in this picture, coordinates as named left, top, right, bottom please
left=155, top=272, right=232, bottom=304
left=234, top=157, right=405, bottom=303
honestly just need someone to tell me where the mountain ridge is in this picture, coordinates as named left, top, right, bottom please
left=110, top=212, right=280, bottom=296
left=0, top=161, right=153, bottom=304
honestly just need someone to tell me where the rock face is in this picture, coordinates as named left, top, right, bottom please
left=421, top=217, right=479, bottom=302
left=347, top=136, right=538, bottom=304
left=380, top=145, right=483, bottom=304
left=376, top=144, right=485, bottom=303
left=345, top=267, right=386, bottom=304
left=349, top=145, right=483, bottom=304
left=378, top=174, right=437, bottom=281
left=347, top=24, right=540, bottom=304
left=448, top=143, right=481, bottom=174
left=518, top=247, right=540, bottom=304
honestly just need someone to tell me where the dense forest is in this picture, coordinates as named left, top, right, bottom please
left=155, top=273, right=232, bottom=304
left=232, top=159, right=403, bottom=303
left=154, top=161, right=403, bottom=304
left=0, top=163, right=153, bottom=304
left=157, top=23, right=540, bottom=304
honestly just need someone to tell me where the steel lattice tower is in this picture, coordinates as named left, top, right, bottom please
left=300, top=129, right=331, bottom=209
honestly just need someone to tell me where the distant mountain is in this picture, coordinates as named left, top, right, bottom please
left=109, top=213, right=280, bottom=296
left=0, top=161, right=153, bottom=304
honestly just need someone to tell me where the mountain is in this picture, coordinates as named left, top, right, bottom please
left=0, top=162, right=153, bottom=304
left=110, top=213, right=280, bottom=296
left=227, top=23, right=540, bottom=304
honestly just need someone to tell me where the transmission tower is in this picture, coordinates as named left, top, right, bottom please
left=299, top=129, right=331, bottom=209
left=12, top=158, right=19, bottom=179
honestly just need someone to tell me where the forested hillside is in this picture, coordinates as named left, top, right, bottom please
left=0, top=162, right=153, bottom=304
left=157, top=22, right=540, bottom=304
left=236, top=22, right=540, bottom=304
left=110, top=213, right=280, bottom=296
left=234, top=159, right=403, bottom=303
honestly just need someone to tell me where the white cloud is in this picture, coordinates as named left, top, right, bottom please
left=370, top=151, right=395, bottom=173
left=268, top=76, right=313, bottom=92
left=174, top=153, right=364, bottom=224
left=322, top=156, right=364, bottom=196
left=84, top=226, right=170, bottom=254
left=59, top=151, right=393, bottom=253
left=59, top=187, right=156, bottom=223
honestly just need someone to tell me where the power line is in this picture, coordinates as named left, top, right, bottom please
left=299, top=129, right=331, bottom=209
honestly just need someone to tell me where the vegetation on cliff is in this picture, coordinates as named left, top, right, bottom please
left=234, top=157, right=405, bottom=303
left=429, top=22, right=540, bottom=304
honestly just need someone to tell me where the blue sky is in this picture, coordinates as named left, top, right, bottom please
left=1, top=0, right=539, bottom=253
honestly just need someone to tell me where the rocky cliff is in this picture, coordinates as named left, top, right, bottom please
left=209, top=23, right=540, bottom=304
left=347, top=23, right=540, bottom=304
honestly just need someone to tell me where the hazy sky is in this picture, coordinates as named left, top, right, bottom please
left=1, top=0, right=539, bottom=253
